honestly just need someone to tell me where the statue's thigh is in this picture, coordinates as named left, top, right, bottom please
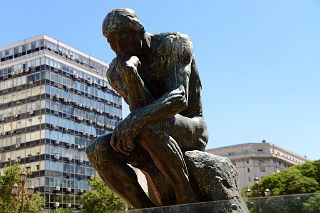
left=87, top=132, right=149, bottom=167
left=153, top=115, right=208, bottom=151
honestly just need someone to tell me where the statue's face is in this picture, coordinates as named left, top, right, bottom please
left=107, top=30, right=144, bottom=56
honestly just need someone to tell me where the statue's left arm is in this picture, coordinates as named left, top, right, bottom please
left=111, top=33, right=193, bottom=154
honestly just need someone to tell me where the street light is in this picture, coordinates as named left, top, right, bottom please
left=11, top=183, right=19, bottom=196
left=254, top=176, right=262, bottom=213
left=11, top=171, right=35, bottom=213
left=254, top=177, right=260, bottom=197
left=254, top=177, right=259, bottom=184
left=245, top=188, right=252, bottom=197
left=27, top=185, right=34, bottom=197
left=264, top=188, right=271, bottom=197
left=20, top=171, right=27, bottom=182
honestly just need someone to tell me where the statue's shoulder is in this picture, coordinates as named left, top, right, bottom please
left=153, top=32, right=191, bottom=42
left=152, top=32, right=193, bottom=63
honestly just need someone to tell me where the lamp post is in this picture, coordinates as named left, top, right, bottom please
left=245, top=188, right=252, bottom=197
left=264, top=188, right=271, bottom=197
left=253, top=177, right=262, bottom=213
left=11, top=171, right=35, bottom=213
left=254, top=176, right=260, bottom=197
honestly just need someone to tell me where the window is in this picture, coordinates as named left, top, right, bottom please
left=247, top=168, right=250, bottom=173
left=260, top=167, right=266, bottom=172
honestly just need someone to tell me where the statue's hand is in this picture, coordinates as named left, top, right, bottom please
left=110, top=111, right=143, bottom=155
left=116, top=56, right=140, bottom=76
left=125, top=56, right=140, bottom=69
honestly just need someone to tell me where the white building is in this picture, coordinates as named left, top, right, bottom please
left=206, top=141, right=307, bottom=189
left=0, top=35, right=122, bottom=210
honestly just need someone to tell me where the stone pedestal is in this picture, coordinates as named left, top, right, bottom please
left=126, top=200, right=246, bottom=213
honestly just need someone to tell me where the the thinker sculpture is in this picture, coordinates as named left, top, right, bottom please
left=87, top=8, right=248, bottom=212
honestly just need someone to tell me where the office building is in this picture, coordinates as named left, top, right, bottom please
left=0, top=35, right=122, bottom=209
left=206, top=141, right=307, bottom=189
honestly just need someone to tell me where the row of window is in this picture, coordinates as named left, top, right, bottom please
left=43, top=193, right=83, bottom=207
left=44, top=193, right=83, bottom=204
left=0, top=125, right=94, bottom=148
left=47, top=144, right=88, bottom=162
left=45, top=160, right=94, bottom=176
left=46, top=85, right=122, bottom=117
left=0, top=55, right=109, bottom=90
left=0, top=66, right=120, bottom=107
left=1, top=152, right=93, bottom=176
left=0, top=99, right=44, bottom=119
left=45, top=69, right=117, bottom=104
left=1, top=142, right=45, bottom=160
left=0, top=118, right=106, bottom=150
left=1, top=95, right=119, bottom=133
left=28, top=174, right=92, bottom=190
left=0, top=94, right=120, bottom=131
left=245, top=167, right=266, bottom=173
left=0, top=86, right=121, bottom=122
left=46, top=114, right=96, bottom=136
left=0, top=38, right=106, bottom=75
left=44, top=38, right=107, bottom=73
left=0, top=71, right=122, bottom=115
left=0, top=85, right=45, bottom=104
left=1, top=145, right=88, bottom=164
left=0, top=39, right=44, bottom=62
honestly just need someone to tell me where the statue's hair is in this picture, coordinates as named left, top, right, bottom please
left=102, top=8, right=145, bottom=38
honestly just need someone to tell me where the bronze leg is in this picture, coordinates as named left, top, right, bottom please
left=86, top=133, right=155, bottom=209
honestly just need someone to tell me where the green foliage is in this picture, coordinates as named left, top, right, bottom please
left=24, top=192, right=46, bottom=213
left=303, top=191, right=320, bottom=213
left=247, top=194, right=316, bottom=213
left=0, top=164, right=23, bottom=213
left=0, top=165, right=45, bottom=213
left=252, top=160, right=320, bottom=196
left=52, top=208, right=75, bottom=213
left=298, top=160, right=320, bottom=184
left=81, top=176, right=129, bottom=213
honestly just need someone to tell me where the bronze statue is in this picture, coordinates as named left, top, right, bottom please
left=87, top=8, right=248, bottom=212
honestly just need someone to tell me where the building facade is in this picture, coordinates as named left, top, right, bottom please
left=0, top=35, right=122, bottom=209
left=206, top=141, right=307, bottom=190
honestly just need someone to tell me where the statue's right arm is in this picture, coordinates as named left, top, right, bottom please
left=106, top=58, right=131, bottom=104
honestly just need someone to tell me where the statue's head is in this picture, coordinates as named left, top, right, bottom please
left=102, top=8, right=146, bottom=56
left=102, top=8, right=144, bottom=37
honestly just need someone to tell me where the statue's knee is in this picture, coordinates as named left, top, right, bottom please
left=86, top=133, right=112, bottom=161
left=86, top=141, right=96, bottom=160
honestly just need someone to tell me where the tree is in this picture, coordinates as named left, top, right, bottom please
left=52, top=208, right=75, bottom=213
left=253, top=160, right=320, bottom=196
left=24, top=192, right=46, bottom=213
left=303, top=191, right=320, bottom=213
left=0, top=164, right=45, bottom=213
left=81, top=176, right=129, bottom=213
left=298, top=160, right=320, bottom=184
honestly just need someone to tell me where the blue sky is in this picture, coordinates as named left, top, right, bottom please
left=1, top=0, right=319, bottom=160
